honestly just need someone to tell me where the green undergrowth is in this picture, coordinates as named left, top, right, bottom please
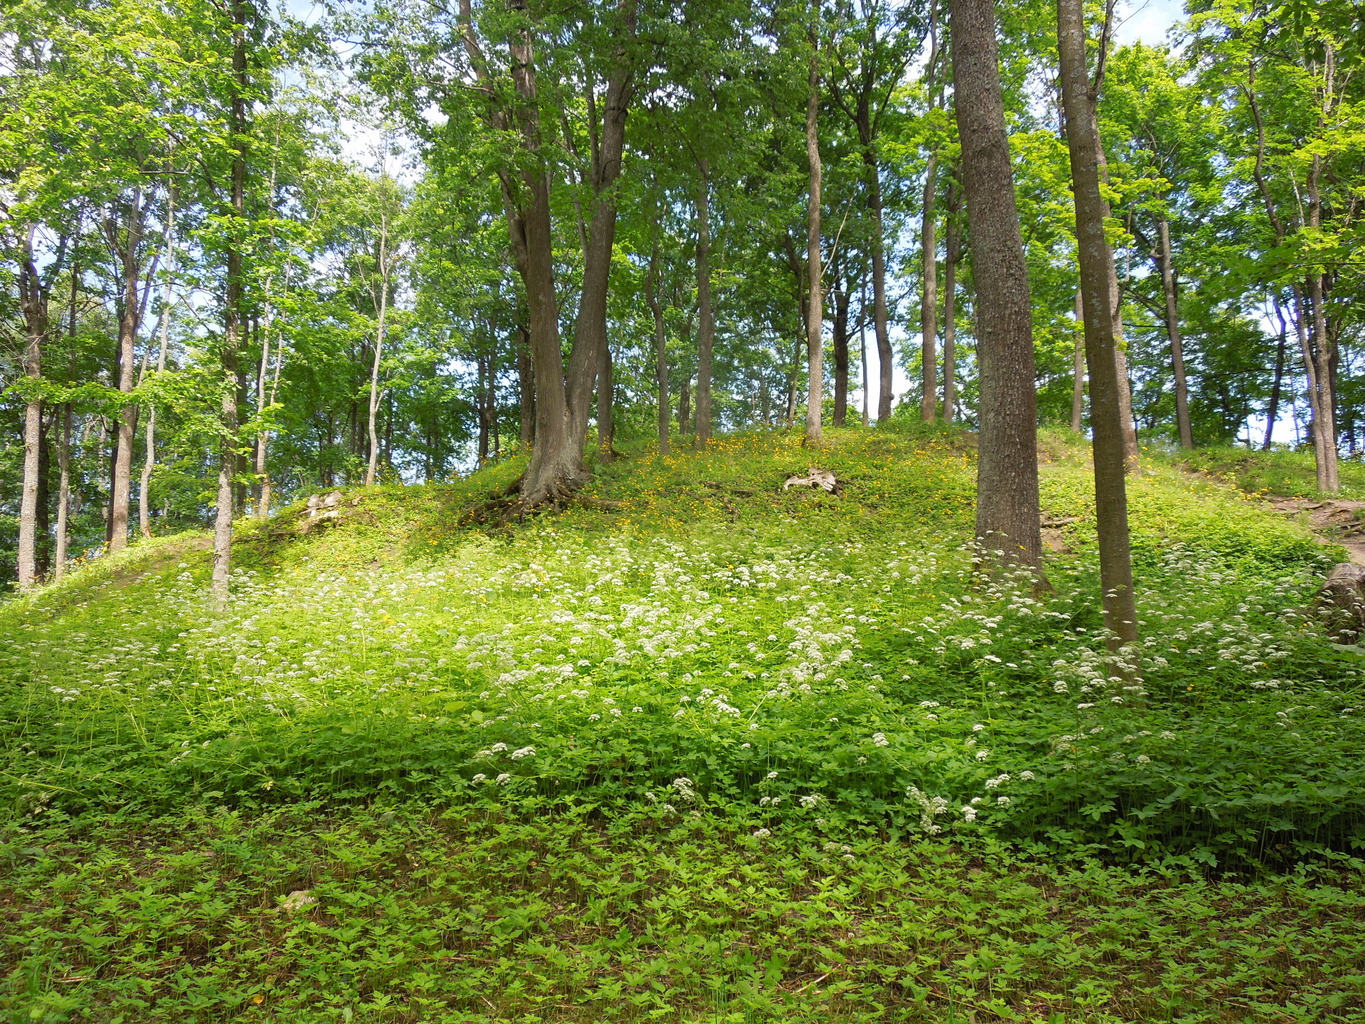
left=5, top=804, right=1363, bottom=1024
left=1165, top=443, right=1365, bottom=500
left=3, top=426, right=1365, bottom=1021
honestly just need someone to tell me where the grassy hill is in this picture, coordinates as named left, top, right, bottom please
left=3, top=425, right=1364, bottom=1023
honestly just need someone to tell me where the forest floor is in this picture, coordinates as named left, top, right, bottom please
left=1265, top=496, right=1365, bottom=564
left=3, top=425, right=1365, bottom=1024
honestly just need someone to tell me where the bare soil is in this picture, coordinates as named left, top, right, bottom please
left=1265, top=497, right=1365, bottom=565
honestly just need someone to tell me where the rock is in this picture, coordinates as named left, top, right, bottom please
left=279, top=889, right=316, bottom=913
left=783, top=467, right=841, bottom=493
left=1316, top=563, right=1365, bottom=642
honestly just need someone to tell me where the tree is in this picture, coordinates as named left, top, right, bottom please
left=454, top=0, right=639, bottom=505
left=1058, top=0, right=1137, bottom=650
left=948, top=0, right=1042, bottom=573
left=805, top=3, right=824, bottom=444
left=828, top=0, right=919, bottom=422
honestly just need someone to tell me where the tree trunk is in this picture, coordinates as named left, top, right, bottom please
left=1071, top=289, right=1085, bottom=432
left=859, top=277, right=870, bottom=427
left=646, top=245, right=669, bottom=454
left=517, top=322, right=534, bottom=449
left=855, top=106, right=895, bottom=422
left=596, top=340, right=615, bottom=456
left=212, top=0, right=248, bottom=606
left=832, top=275, right=849, bottom=426
left=1156, top=217, right=1193, bottom=448
left=694, top=158, right=715, bottom=447
left=16, top=230, right=48, bottom=591
left=107, top=192, right=145, bottom=554
left=949, top=0, right=1043, bottom=575
left=144, top=188, right=176, bottom=535
left=805, top=23, right=824, bottom=444
left=1263, top=305, right=1288, bottom=451
left=1305, top=138, right=1340, bottom=491
left=364, top=205, right=391, bottom=488
left=921, top=151, right=939, bottom=422
left=1059, top=0, right=1138, bottom=650
left=942, top=174, right=960, bottom=424
left=55, top=403, right=72, bottom=581
left=523, top=0, right=636, bottom=498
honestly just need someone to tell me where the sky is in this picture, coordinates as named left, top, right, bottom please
left=1112, top=0, right=1185, bottom=46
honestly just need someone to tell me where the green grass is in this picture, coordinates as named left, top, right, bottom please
left=1165, top=443, right=1365, bottom=500
left=3, top=426, right=1364, bottom=1022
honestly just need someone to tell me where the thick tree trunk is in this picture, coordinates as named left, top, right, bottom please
left=694, top=158, right=715, bottom=447
left=921, top=152, right=939, bottom=421
left=805, top=30, right=824, bottom=444
left=949, top=0, right=1043, bottom=574
left=1059, top=0, right=1138, bottom=650
left=1157, top=217, right=1193, bottom=448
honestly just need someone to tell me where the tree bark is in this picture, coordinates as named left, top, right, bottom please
left=949, top=0, right=1043, bottom=574
left=365, top=203, right=392, bottom=487
left=212, top=0, right=248, bottom=606
left=805, top=23, right=824, bottom=444
left=105, top=190, right=146, bottom=553
left=1059, top=0, right=1138, bottom=650
left=17, top=229, right=49, bottom=591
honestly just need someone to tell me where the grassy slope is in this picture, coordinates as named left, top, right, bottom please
left=3, top=425, right=1364, bottom=1024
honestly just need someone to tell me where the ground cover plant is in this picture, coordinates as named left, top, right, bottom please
left=3, top=426, right=1364, bottom=1022
left=1169, top=445, right=1365, bottom=502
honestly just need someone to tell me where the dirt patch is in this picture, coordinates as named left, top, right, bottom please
left=1265, top=497, right=1365, bottom=565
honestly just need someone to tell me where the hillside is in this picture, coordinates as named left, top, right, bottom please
left=3, top=426, right=1365, bottom=1024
